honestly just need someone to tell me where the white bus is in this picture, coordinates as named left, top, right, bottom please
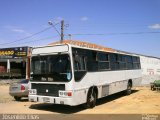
left=29, top=40, right=142, bottom=108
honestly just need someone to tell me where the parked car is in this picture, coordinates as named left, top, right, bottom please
left=9, top=79, right=29, bottom=101
left=151, top=80, right=160, bottom=91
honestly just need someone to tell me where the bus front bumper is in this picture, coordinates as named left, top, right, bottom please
left=29, top=95, right=75, bottom=106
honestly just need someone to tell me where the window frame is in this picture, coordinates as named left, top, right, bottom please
left=97, top=52, right=110, bottom=71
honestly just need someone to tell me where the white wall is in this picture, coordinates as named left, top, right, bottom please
left=140, top=56, right=160, bottom=85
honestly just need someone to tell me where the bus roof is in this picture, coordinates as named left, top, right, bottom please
left=32, top=40, right=159, bottom=59
left=48, top=40, right=116, bottom=53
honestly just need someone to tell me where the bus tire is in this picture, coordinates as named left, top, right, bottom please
left=126, top=82, right=132, bottom=95
left=14, top=96, right=21, bottom=101
left=85, top=88, right=97, bottom=108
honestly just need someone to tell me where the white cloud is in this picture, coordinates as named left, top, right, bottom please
left=12, top=28, right=31, bottom=36
left=149, top=24, right=160, bottom=29
left=81, top=16, right=89, bottom=21
left=12, top=28, right=26, bottom=33
left=4, top=25, right=31, bottom=36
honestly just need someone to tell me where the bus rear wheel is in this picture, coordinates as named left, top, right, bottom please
left=85, top=89, right=97, bottom=108
left=126, top=82, right=132, bottom=95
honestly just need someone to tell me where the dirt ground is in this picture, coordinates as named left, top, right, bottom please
left=0, top=85, right=160, bottom=115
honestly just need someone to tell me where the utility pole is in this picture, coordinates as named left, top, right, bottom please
left=48, top=20, right=65, bottom=43
left=61, top=20, right=64, bottom=43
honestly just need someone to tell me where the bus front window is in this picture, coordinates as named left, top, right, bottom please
left=31, top=54, right=72, bottom=82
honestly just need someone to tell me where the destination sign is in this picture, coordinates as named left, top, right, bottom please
left=0, top=47, right=28, bottom=58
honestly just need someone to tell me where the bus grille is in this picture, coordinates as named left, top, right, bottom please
left=31, top=83, right=65, bottom=97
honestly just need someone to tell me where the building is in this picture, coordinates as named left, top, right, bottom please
left=140, top=55, right=160, bottom=85
left=0, top=46, right=31, bottom=79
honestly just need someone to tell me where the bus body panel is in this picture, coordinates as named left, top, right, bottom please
left=71, top=69, right=142, bottom=105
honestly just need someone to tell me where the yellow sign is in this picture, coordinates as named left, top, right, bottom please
left=0, top=50, right=14, bottom=55
left=0, top=47, right=28, bottom=58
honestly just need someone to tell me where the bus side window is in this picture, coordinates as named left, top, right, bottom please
left=74, top=55, right=86, bottom=71
left=97, top=52, right=110, bottom=70
left=73, top=54, right=87, bottom=81
left=126, top=56, right=133, bottom=69
left=110, top=54, right=119, bottom=70
left=87, top=51, right=98, bottom=71
left=132, top=56, right=141, bottom=69
left=118, top=55, right=127, bottom=70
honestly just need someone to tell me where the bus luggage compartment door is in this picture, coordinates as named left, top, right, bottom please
left=102, top=84, right=109, bottom=97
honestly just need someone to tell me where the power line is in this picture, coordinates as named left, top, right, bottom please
left=0, top=27, right=52, bottom=46
left=71, top=31, right=160, bottom=36
left=14, top=35, right=59, bottom=45
left=48, top=21, right=61, bottom=36
left=0, top=22, right=60, bottom=46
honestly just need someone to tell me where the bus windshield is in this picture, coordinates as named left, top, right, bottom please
left=31, top=54, right=72, bottom=82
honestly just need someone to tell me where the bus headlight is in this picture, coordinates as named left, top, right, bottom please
left=29, top=89, right=37, bottom=95
left=59, top=91, right=72, bottom=97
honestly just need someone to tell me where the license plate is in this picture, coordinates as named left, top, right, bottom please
left=12, top=87, right=18, bottom=90
left=43, top=97, right=50, bottom=103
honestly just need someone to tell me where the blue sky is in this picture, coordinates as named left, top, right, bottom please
left=0, top=0, right=160, bottom=57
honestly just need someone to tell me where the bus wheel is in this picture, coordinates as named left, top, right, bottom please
left=126, top=82, right=132, bottom=95
left=85, top=89, right=97, bottom=108
left=14, top=96, right=21, bottom=101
